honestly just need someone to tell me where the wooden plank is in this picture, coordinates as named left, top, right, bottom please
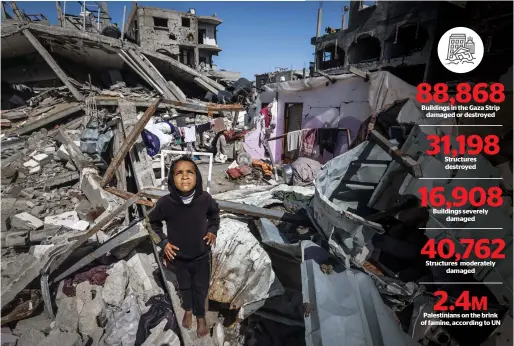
left=101, top=98, right=161, bottom=187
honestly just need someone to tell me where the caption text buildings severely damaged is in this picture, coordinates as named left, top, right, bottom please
left=0, top=1, right=513, bottom=346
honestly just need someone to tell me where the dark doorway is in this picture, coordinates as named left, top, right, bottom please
left=283, top=103, right=303, bottom=162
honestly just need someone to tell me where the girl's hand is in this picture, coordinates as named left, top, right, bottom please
left=164, top=242, right=180, bottom=260
left=203, top=232, right=216, bottom=247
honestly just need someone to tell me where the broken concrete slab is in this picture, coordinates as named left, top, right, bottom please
left=29, top=244, right=55, bottom=260
left=29, top=165, right=41, bottom=174
left=23, top=159, right=39, bottom=169
left=45, top=172, right=80, bottom=189
left=4, top=230, right=28, bottom=246
left=11, top=212, right=44, bottom=230
left=78, top=286, right=105, bottom=336
left=44, top=146, right=56, bottom=154
left=44, top=211, right=89, bottom=231
left=13, top=312, right=52, bottom=335
left=127, top=253, right=163, bottom=304
left=102, top=261, right=129, bottom=307
left=15, top=328, right=45, bottom=346
left=65, top=161, right=77, bottom=171
left=29, top=226, right=60, bottom=243
left=32, top=153, right=51, bottom=166
left=56, top=145, right=70, bottom=161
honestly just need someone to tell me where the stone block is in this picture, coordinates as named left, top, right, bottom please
left=11, top=212, right=43, bottom=230
left=56, top=145, right=70, bottom=162
left=44, top=211, right=89, bottom=231
left=4, top=230, right=28, bottom=247
left=29, top=244, right=55, bottom=260
left=102, top=261, right=129, bottom=307
left=32, top=153, right=51, bottom=166
left=75, top=199, right=93, bottom=220
left=23, top=159, right=39, bottom=168
left=29, top=226, right=60, bottom=243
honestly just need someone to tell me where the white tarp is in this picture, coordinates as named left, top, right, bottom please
left=209, top=218, right=285, bottom=316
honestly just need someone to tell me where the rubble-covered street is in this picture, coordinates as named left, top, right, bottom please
left=1, top=1, right=513, bottom=346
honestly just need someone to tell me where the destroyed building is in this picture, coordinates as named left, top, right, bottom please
left=311, top=1, right=513, bottom=85
left=255, top=68, right=308, bottom=88
left=124, top=5, right=222, bottom=71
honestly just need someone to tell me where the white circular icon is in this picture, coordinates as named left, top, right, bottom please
left=437, top=27, right=484, bottom=74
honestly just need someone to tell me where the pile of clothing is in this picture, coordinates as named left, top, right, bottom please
left=286, top=128, right=342, bottom=156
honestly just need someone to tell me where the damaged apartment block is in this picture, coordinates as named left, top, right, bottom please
left=310, top=1, right=513, bottom=86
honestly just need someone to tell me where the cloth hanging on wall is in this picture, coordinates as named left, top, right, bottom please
left=317, top=128, right=339, bottom=155
left=287, top=130, right=301, bottom=151
left=300, top=128, right=317, bottom=156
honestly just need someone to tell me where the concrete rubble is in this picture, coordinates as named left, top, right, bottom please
left=1, top=2, right=512, bottom=346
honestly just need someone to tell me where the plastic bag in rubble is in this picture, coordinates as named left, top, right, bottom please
left=104, top=294, right=141, bottom=346
left=209, top=218, right=284, bottom=316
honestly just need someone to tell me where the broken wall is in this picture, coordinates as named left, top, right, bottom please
left=198, top=22, right=217, bottom=46
left=312, top=1, right=439, bottom=81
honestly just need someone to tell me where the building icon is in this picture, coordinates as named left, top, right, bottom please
left=465, top=37, right=475, bottom=54
left=447, top=33, right=466, bottom=59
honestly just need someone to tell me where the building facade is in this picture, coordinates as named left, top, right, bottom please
left=311, top=1, right=513, bottom=86
left=125, top=5, right=222, bottom=71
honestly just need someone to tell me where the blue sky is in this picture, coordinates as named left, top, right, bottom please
left=10, top=1, right=350, bottom=79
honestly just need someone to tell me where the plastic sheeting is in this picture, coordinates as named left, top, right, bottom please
left=301, top=242, right=419, bottom=346
left=209, top=218, right=285, bottom=318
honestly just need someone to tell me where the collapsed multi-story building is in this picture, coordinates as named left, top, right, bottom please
left=123, top=4, right=240, bottom=84
left=311, top=1, right=513, bottom=85
left=124, top=5, right=221, bottom=71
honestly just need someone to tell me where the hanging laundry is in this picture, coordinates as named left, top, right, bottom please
left=260, top=107, right=270, bottom=128
left=317, top=128, right=339, bottom=155
left=287, top=130, right=301, bottom=151
left=183, top=126, right=196, bottom=143
left=301, top=128, right=317, bottom=156
left=213, top=117, right=226, bottom=133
